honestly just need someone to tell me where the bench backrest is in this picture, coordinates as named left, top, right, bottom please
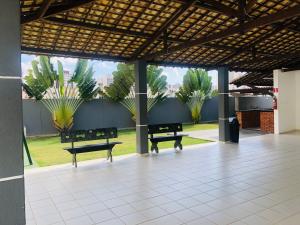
left=60, top=127, right=118, bottom=143
left=148, top=123, right=182, bottom=135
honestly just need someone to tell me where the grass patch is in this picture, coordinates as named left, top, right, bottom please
left=26, top=124, right=217, bottom=167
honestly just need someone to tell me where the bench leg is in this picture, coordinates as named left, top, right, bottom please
left=107, top=150, right=110, bottom=161
left=107, top=149, right=113, bottom=162
left=174, top=138, right=183, bottom=151
left=74, top=153, right=77, bottom=168
left=72, top=154, right=75, bottom=166
left=151, top=142, right=159, bottom=153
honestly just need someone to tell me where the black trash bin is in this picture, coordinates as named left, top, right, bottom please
left=229, top=117, right=240, bottom=143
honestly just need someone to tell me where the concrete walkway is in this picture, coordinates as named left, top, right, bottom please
left=183, top=129, right=265, bottom=141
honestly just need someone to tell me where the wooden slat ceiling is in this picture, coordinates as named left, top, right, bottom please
left=231, top=58, right=300, bottom=86
left=20, top=0, right=300, bottom=72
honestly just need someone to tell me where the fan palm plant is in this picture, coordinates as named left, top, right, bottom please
left=176, top=69, right=213, bottom=123
left=100, top=63, right=168, bottom=121
left=40, top=61, right=83, bottom=131
left=42, top=85, right=83, bottom=131
left=23, top=56, right=98, bottom=131
left=23, top=56, right=56, bottom=100
left=120, top=86, right=159, bottom=121
left=99, top=63, right=135, bottom=102
left=69, top=59, right=99, bottom=100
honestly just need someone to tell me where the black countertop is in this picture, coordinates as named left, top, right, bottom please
left=237, top=109, right=273, bottom=112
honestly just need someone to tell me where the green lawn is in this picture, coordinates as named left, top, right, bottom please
left=26, top=123, right=217, bottom=167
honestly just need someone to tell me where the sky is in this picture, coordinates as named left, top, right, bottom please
left=21, top=54, right=218, bottom=86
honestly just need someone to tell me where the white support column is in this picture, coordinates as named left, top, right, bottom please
left=234, top=96, right=240, bottom=112
left=273, top=69, right=300, bottom=134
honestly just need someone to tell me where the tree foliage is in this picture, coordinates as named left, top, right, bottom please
left=23, top=56, right=56, bottom=100
left=23, top=56, right=98, bottom=131
left=147, top=65, right=168, bottom=102
left=100, top=63, right=168, bottom=121
left=101, top=64, right=167, bottom=101
left=23, top=56, right=98, bottom=101
left=100, top=63, right=135, bottom=102
left=70, top=59, right=99, bottom=100
left=176, top=69, right=213, bottom=123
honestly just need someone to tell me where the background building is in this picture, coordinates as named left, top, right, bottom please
left=98, top=75, right=114, bottom=89
left=229, top=71, right=245, bottom=90
left=166, top=83, right=181, bottom=97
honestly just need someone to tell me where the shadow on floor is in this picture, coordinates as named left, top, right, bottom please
left=184, top=128, right=266, bottom=141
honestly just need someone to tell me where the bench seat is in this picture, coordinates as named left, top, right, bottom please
left=149, top=134, right=186, bottom=142
left=64, top=142, right=122, bottom=154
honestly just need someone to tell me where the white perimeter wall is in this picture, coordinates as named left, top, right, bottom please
left=274, top=69, right=300, bottom=134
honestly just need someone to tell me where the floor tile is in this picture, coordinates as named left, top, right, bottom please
left=172, top=209, right=201, bottom=223
left=65, top=215, right=93, bottom=225
left=24, top=132, right=300, bottom=225
left=140, top=215, right=183, bottom=225
left=120, top=212, right=149, bottom=225
left=206, top=211, right=238, bottom=225
left=111, top=204, right=137, bottom=217
left=89, top=209, right=116, bottom=224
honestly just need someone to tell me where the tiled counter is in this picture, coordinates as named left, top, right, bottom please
left=236, top=110, right=274, bottom=133
left=260, top=111, right=274, bottom=133
left=236, top=110, right=260, bottom=129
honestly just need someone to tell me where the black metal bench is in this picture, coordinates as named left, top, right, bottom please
left=60, top=127, right=122, bottom=167
left=148, top=123, right=187, bottom=153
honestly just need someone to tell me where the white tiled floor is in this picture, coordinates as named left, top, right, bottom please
left=25, top=132, right=300, bottom=225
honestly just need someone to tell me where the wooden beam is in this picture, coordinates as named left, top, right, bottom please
left=231, top=73, right=274, bottom=88
left=174, top=0, right=240, bottom=18
left=287, top=26, right=300, bottom=33
left=21, top=0, right=94, bottom=24
left=200, top=0, right=240, bottom=17
left=147, top=60, right=212, bottom=70
left=43, top=18, right=239, bottom=47
left=144, top=4, right=300, bottom=60
left=45, top=17, right=153, bottom=38
left=282, top=64, right=300, bottom=72
left=36, top=0, right=53, bottom=19
left=40, top=0, right=94, bottom=17
left=43, top=17, right=248, bottom=48
left=131, top=0, right=195, bottom=59
left=44, top=17, right=287, bottom=60
left=21, top=46, right=129, bottom=62
left=191, top=43, right=279, bottom=57
left=30, top=15, right=290, bottom=60
left=229, top=54, right=300, bottom=67
left=229, top=87, right=272, bottom=93
left=148, top=60, right=267, bottom=73
left=245, top=0, right=257, bottom=13
left=238, top=0, right=247, bottom=21
left=216, top=22, right=289, bottom=65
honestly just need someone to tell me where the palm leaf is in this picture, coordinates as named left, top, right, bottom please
left=176, top=68, right=213, bottom=123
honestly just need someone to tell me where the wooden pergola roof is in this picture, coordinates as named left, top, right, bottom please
left=231, top=71, right=273, bottom=86
left=231, top=58, right=300, bottom=86
left=20, top=0, right=300, bottom=72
